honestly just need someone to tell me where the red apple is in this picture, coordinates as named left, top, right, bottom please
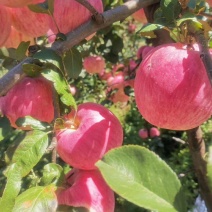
left=136, top=46, right=154, bottom=59
left=83, top=55, right=105, bottom=74
left=107, top=72, right=125, bottom=89
left=50, top=0, right=103, bottom=34
left=138, top=128, right=148, bottom=139
left=111, top=87, right=129, bottom=103
left=57, top=168, right=115, bottom=212
left=4, top=26, right=35, bottom=48
left=150, top=127, right=160, bottom=137
left=132, top=8, right=147, bottom=24
left=134, top=43, right=212, bottom=130
left=56, top=102, right=123, bottom=170
left=1, top=76, right=54, bottom=129
left=0, top=6, right=11, bottom=47
left=10, top=5, right=52, bottom=37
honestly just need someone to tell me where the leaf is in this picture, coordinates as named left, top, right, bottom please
left=15, top=116, right=51, bottom=131
left=96, top=145, right=187, bottom=212
left=13, top=185, right=57, bottom=212
left=33, top=48, right=63, bottom=70
left=0, top=116, right=12, bottom=142
left=11, top=130, right=49, bottom=177
left=28, top=2, right=49, bottom=14
left=63, top=48, right=82, bottom=79
left=47, top=0, right=55, bottom=14
left=0, top=164, right=22, bottom=212
left=22, top=63, right=43, bottom=77
left=41, top=69, right=77, bottom=109
left=40, top=163, right=65, bottom=186
left=207, top=146, right=212, bottom=189
left=16, top=41, right=30, bottom=61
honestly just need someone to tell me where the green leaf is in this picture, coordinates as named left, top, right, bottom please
left=47, top=0, right=55, bottom=14
left=207, top=146, right=212, bottom=189
left=40, top=163, right=65, bottom=186
left=33, top=48, right=63, bottom=70
left=139, top=23, right=166, bottom=33
left=15, top=116, right=51, bottom=131
left=11, top=130, right=49, bottom=177
left=16, top=41, right=30, bottom=61
left=13, top=185, right=57, bottom=212
left=63, top=48, right=82, bottom=79
left=22, top=63, right=43, bottom=77
left=28, top=2, right=49, bottom=14
left=0, top=47, right=17, bottom=60
left=0, top=116, right=12, bottom=142
left=0, top=164, right=22, bottom=212
left=41, top=69, right=77, bottom=109
left=96, top=145, right=187, bottom=212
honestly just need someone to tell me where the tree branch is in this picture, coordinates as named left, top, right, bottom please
left=0, top=0, right=159, bottom=96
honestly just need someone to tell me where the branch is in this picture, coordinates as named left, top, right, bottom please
left=0, top=0, right=159, bottom=96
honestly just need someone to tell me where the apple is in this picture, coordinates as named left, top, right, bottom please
left=136, top=46, right=154, bottom=59
left=134, top=43, right=212, bottom=130
left=128, top=23, right=136, bottom=33
left=0, top=5, right=11, bottom=47
left=56, top=102, right=123, bottom=170
left=4, top=26, right=35, bottom=48
left=83, top=55, right=105, bottom=74
left=111, top=87, right=129, bottom=103
left=150, top=127, right=160, bottom=137
left=50, top=0, right=103, bottom=34
left=1, top=76, right=54, bottom=129
left=69, top=85, right=77, bottom=96
left=138, top=128, right=148, bottom=139
left=10, top=5, right=52, bottom=37
left=107, top=72, right=125, bottom=89
left=57, top=168, right=115, bottom=212
left=132, top=8, right=147, bottom=24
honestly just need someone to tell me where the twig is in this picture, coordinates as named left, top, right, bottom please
left=74, top=0, right=104, bottom=24
left=187, top=127, right=212, bottom=211
left=172, top=136, right=186, bottom=144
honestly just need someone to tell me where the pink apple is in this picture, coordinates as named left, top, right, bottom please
left=136, top=46, right=154, bottom=59
left=138, top=128, right=148, bottom=139
left=83, top=55, right=105, bottom=74
left=134, top=43, right=212, bottom=130
left=69, top=85, right=77, bottom=96
left=57, top=168, right=115, bottom=212
left=128, top=23, right=136, bottom=33
left=132, top=8, right=147, bottom=24
left=1, top=76, right=54, bottom=129
left=50, top=0, right=103, bottom=34
left=107, top=72, right=125, bottom=89
left=56, top=102, right=123, bottom=170
left=0, top=6, right=11, bottom=47
left=4, top=26, right=35, bottom=48
left=150, top=127, right=160, bottom=137
left=10, top=5, right=52, bottom=37
left=111, top=87, right=129, bottom=103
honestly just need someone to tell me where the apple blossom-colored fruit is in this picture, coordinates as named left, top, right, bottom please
left=107, top=72, right=125, bottom=89
left=1, top=76, right=54, bottom=129
left=50, top=0, right=103, bottom=34
left=0, top=6, right=11, bottom=47
left=69, top=85, right=77, bottom=96
left=57, top=168, right=115, bottom=212
left=128, top=23, right=136, bottom=33
left=138, top=128, right=148, bottom=139
left=56, top=102, right=123, bottom=170
left=136, top=46, right=154, bottom=59
left=111, top=87, right=129, bottom=103
left=10, top=5, right=52, bottom=37
left=134, top=43, right=212, bottom=130
left=150, top=127, right=160, bottom=138
left=132, top=8, right=147, bottom=23
left=83, top=55, right=105, bottom=74
left=4, top=26, right=35, bottom=48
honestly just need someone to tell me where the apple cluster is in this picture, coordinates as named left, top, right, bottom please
left=0, top=0, right=103, bottom=48
left=138, top=127, right=160, bottom=139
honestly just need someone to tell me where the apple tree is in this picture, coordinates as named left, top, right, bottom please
left=0, top=0, right=212, bottom=211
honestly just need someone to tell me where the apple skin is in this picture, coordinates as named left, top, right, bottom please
left=0, top=6, right=11, bottom=47
left=111, top=87, right=129, bottom=103
left=132, top=8, right=147, bottom=23
left=1, top=77, right=54, bottom=129
left=134, top=43, right=212, bottom=130
left=50, top=0, right=103, bottom=34
left=149, top=127, right=160, bottom=137
left=138, top=129, right=148, bottom=139
left=56, top=102, right=123, bottom=170
left=4, top=26, right=35, bottom=48
left=83, top=55, right=105, bottom=74
left=107, top=72, right=125, bottom=89
left=57, top=168, right=115, bottom=212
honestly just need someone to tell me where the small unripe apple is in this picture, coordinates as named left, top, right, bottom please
left=1, top=76, right=54, bottom=129
left=138, top=128, right=148, bottom=139
left=50, top=0, right=103, bottom=34
left=4, top=26, right=35, bottom=48
left=56, top=102, right=123, bottom=170
left=57, top=168, right=115, bottom=212
left=132, top=8, right=147, bottom=23
left=134, top=43, right=212, bottom=130
left=128, top=23, right=136, bottom=33
left=0, top=6, right=11, bottom=47
left=10, top=5, right=52, bottom=37
left=149, top=127, right=160, bottom=137
left=83, top=55, right=105, bottom=74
